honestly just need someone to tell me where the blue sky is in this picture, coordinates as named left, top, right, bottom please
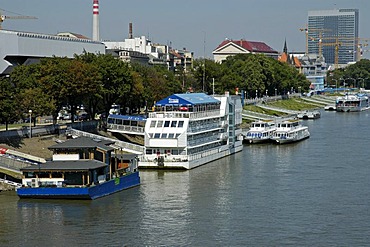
left=1, top=0, right=370, bottom=59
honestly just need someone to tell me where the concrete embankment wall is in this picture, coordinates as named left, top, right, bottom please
left=0, top=121, right=98, bottom=140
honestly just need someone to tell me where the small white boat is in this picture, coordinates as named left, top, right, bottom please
left=324, top=105, right=336, bottom=111
left=270, top=119, right=310, bottom=144
left=244, top=120, right=276, bottom=144
left=297, top=110, right=321, bottom=120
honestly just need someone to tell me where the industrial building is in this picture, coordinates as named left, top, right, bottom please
left=0, top=29, right=105, bottom=75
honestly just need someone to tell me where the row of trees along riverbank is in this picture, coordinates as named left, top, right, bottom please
left=0, top=52, right=321, bottom=130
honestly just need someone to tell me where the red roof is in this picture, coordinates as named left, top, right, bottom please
left=215, top=39, right=278, bottom=54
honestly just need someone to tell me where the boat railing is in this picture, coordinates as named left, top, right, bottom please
left=148, top=110, right=220, bottom=119
left=139, top=148, right=221, bottom=163
left=107, top=124, right=144, bottom=134
left=139, top=154, right=189, bottom=163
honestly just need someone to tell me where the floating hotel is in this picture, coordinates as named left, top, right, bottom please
left=136, top=92, right=244, bottom=169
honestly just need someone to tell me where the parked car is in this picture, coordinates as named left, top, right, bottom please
left=78, top=113, right=90, bottom=121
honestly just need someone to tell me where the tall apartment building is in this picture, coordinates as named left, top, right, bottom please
left=308, top=9, right=359, bottom=66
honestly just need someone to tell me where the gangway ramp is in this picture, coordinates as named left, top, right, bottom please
left=69, top=129, right=144, bottom=154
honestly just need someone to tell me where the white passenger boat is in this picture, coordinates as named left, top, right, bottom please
left=297, top=110, right=321, bottom=120
left=270, top=119, right=310, bottom=144
left=336, top=93, right=369, bottom=112
left=138, top=92, right=244, bottom=169
left=244, top=120, right=276, bottom=144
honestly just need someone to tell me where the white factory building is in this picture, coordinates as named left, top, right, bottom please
left=0, top=29, right=105, bottom=75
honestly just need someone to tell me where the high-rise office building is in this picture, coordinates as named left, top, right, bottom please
left=308, top=9, right=359, bottom=66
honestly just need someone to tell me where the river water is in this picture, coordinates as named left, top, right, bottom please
left=1, top=110, right=370, bottom=246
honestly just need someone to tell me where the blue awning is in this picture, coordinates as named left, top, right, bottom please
left=155, top=93, right=220, bottom=106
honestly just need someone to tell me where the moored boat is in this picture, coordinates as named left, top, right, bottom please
left=297, top=110, right=321, bottom=120
left=244, top=120, right=276, bottom=144
left=138, top=92, right=244, bottom=169
left=270, top=119, right=310, bottom=144
left=17, top=137, right=140, bottom=200
left=336, top=93, right=369, bottom=112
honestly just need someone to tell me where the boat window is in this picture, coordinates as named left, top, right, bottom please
left=161, top=133, right=168, bottom=138
left=164, top=121, right=170, bottom=127
left=171, top=150, right=179, bottom=155
left=175, top=133, right=180, bottom=138
left=178, top=121, right=184, bottom=127
left=154, top=133, right=160, bottom=138
left=51, top=172, right=63, bottom=178
left=150, top=121, right=156, bottom=127
left=171, top=121, right=177, bottom=127
left=108, top=118, right=114, bottom=124
left=146, top=149, right=153, bottom=155
left=149, top=133, right=154, bottom=138
left=24, top=172, right=35, bottom=178
left=116, top=119, right=123, bottom=125
left=157, top=121, right=163, bottom=128
left=168, top=133, right=174, bottom=138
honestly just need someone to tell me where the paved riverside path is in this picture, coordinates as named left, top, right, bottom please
left=255, top=103, right=301, bottom=115
left=241, top=110, right=276, bottom=121
left=299, top=95, right=336, bottom=105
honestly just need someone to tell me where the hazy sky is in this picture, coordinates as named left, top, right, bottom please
left=2, top=0, right=370, bottom=59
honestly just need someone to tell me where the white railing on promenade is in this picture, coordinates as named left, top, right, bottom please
left=0, top=178, right=22, bottom=188
left=0, top=156, right=33, bottom=171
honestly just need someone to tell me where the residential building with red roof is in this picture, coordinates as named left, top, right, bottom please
left=212, top=39, right=279, bottom=63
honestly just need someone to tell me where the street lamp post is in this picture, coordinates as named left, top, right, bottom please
left=29, top=110, right=32, bottom=138
left=332, top=79, right=338, bottom=92
left=256, top=89, right=258, bottom=99
left=275, top=88, right=277, bottom=97
left=357, top=78, right=364, bottom=90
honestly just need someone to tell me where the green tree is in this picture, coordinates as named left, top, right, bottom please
left=0, top=77, right=19, bottom=130
left=11, top=63, right=56, bottom=126
left=77, top=53, right=132, bottom=116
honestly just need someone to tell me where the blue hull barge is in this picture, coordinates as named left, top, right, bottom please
left=17, top=137, right=140, bottom=200
left=17, top=172, right=139, bottom=200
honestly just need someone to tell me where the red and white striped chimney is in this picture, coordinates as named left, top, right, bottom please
left=92, top=0, right=99, bottom=41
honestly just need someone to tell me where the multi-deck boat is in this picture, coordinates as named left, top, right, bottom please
left=244, top=120, right=276, bottom=144
left=336, top=93, right=369, bottom=112
left=138, top=92, right=244, bottom=169
left=270, top=119, right=310, bottom=144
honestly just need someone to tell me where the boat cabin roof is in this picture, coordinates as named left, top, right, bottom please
left=20, top=160, right=107, bottom=172
left=155, top=93, right=220, bottom=107
left=48, top=136, right=115, bottom=152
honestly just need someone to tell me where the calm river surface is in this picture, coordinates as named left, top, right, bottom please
left=1, top=110, right=370, bottom=246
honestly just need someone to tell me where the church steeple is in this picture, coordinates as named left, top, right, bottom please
left=283, top=39, right=288, bottom=54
